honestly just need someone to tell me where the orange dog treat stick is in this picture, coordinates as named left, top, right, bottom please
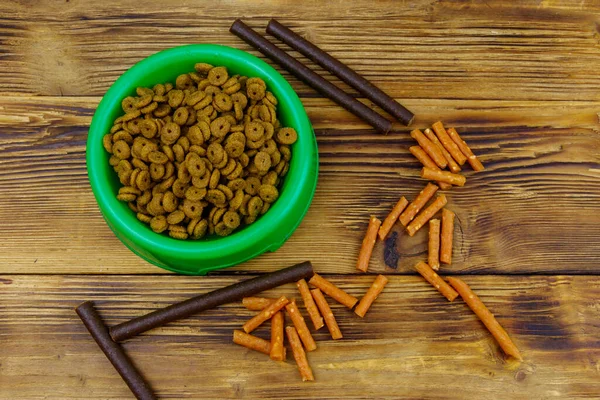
left=399, top=183, right=439, bottom=226
left=424, top=128, right=461, bottom=173
left=285, top=300, right=317, bottom=351
left=410, top=129, right=447, bottom=168
left=233, top=330, right=271, bottom=355
left=297, top=279, right=324, bottom=330
left=431, top=121, right=467, bottom=165
left=311, top=288, right=342, bottom=339
left=309, top=274, right=358, bottom=309
left=286, top=326, right=314, bottom=381
left=270, top=311, right=286, bottom=361
left=447, top=127, right=485, bottom=172
left=378, top=196, right=409, bottom=240
left=242, top=297, right=276, bottom=311
left=406, top=194, right=447, bottom=236
left=243, top=295, right=289, bottom=333
left=409, top=146, right=452, bottom=190
left=414, top=261, right=458, bottom=301
left=440, top=209, right=455, bottom=264
left=354, top=274, right=389, bottom=318
left=421, top=167, right=466, bottom=187
left=447, top=277, right=522, bottom=361
left=428, top=219, right=441, bottom=271
left=356, top=216, right=382, bottom=272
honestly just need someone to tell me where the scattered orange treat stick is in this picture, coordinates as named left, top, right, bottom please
left=270, top=311, right=286, bottom=361
left=424, top=128, right=461, bottom=173
left=410, top=129, right=447, bottom=169
left=431, top=121, right=467, bottom=165
left=421, top=167, right=466, bottom=187
left=310, top=288, right=343, bottom=339
left=285, top=326, right=315, bottom=381
left=242, top=297, right=276, bottom=311
left=428, top=219, right=441, bottom=271
left=414, top=261, right=458, bottom=302
left=356, top=216, right=382, bottom=273
left=447, top=127, right=485, bottom=172
left=354, top=275, right=389, bottom=318
left=297, top=279, right=324, bottom=330
left=233, top=329, right=271, bottom=355
left=447, top=277, right=522, bottom=361
left=408, top=146, right=452, bottom=190
left=378, top=196, right=409, bottom=240
left=309, top=274, right=358, bottom=309
left=440, top=209, right=455, bottom=265
left=285, top=300, right=317, bottom=351
left=243, top=295, right=289, bottom=333
left=399, top=183, right=439, bottom=226
left=406, top=194, right=447, bottom=236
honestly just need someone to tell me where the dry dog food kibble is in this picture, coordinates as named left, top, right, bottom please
left=103, top=65, right=297, bottom=239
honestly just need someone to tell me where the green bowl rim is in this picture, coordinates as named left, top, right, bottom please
left=86, top=44, right=318, bottom=275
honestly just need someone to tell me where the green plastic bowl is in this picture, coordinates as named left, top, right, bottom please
left=87, top=44, right=318, bottom=275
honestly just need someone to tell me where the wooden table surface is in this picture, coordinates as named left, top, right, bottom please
left=2, top=0, right=600, bottom=398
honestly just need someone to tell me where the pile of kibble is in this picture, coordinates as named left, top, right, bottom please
left=102, top=64, right=297, bottom=239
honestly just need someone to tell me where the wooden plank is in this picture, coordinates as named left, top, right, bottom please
left=1, top=96, right=599, bottom=275
left=0, top=274, right=598, bottom=399
left=2, top=1, right=599, bottom=399
left=1, top=0, right=600, bottom=100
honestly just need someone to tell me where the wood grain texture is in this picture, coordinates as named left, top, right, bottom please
left=0, top=96, right=599, bottom=274
left=2, top=0, right=600, bottom=101
left=0, top=274, right=599, bottom=399
left=2, top=0, right=600, bottom=398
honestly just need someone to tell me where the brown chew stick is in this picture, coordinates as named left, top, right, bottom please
left=270, top=312, right=286, bottom=361
left=110, top=261, right=314, bottom=342
left=354, top=275, right=389, bottom=318
left=399, top=183, right=439, bottom=226
left=414, top=261, right=458, bottom=302
left=75, top=302, right=157, bottom=400
left=431, top=121, right=467, bottom=165
left=428, top=219, right=441, bottom=271
left=356, top=216, right=382, bottom=272
left=447, top=277, right=522, bottom=360
left=410, top=129, right=447, bottom=169
left=286, top=326, right=314, bottom=381
left=230, top=20, right=392, bottom=134
left=408, top=146, right=452, bottom=190
left=406, top=194, right=447, bottom=236
left=424, top=128, right=461, bottom=173
left=447, top=127, right=485, bottom=172
left=297, top=279, right=324, bottom=330
left=311, top=288, right=342, bottom=339
left=243, top=296, right=289, bottom=333
left=233, top=329, right=271, bottom=355
left=440, top=209, right=455, bottom=264
left=285, top=300, right=317, bottom=351
left=378, top=196, right=409, bottom=240
left=421, top=167, right=466, bottom=187
left=242, top=297, right=277, bottom=311
left=266, top=19, right=414, bottom=126
left=309, top=273, right=358, bottom=309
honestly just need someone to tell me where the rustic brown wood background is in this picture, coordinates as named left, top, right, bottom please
left=1, top=0, right=600, bottom=398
